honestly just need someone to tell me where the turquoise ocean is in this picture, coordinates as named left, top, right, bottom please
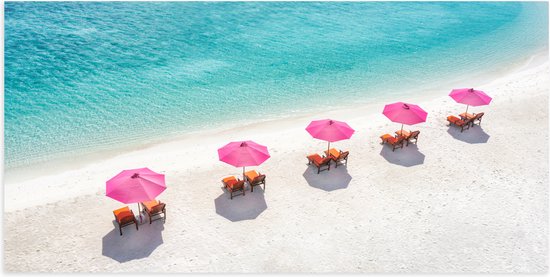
left=4, top=2, right=548, bottom=169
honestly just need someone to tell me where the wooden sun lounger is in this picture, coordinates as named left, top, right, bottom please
left=222, top=176, right=245, bottom=199
left=447, top=115, right=472, bottom=132
left=405, top=130, right=420, bottom=146
left=141, top=200, right=166, bottom=224
left=380, top=134, right=405, bottom=151
left=470, top=112, right=484, bottom=127
left=113, top=206, right=138, bottom=236
left=306, top=153, right=331, bottom=174
left=245, top=170, right=266, bottom=192
left=327, top=150, right=349, bottom=168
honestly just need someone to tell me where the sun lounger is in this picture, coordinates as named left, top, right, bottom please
left=245, top=170, right=266, bottom=192
left=323, top=148, right=341, bottom=159
left=324, top=148, right=349, bottom=167
left=141, top=200, right=166, bottom=224
left=306, top=153, right=331, bottom=174
left=331, top=150, right=349, bottom=168
left=113, top=206, right=138, bottom=236
left=380, top=134, right=405, bottom=151
left=459, top=112, right=475, bottom=120
left=405, top=130, right=420, bottom=146
left=447, top=115, right=472, bottom=132
left=222, top=176, right=245, bottom=199
left=470, top=112, right=484, bottom=126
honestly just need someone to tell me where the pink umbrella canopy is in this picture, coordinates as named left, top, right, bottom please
left=306, top=119, right=355, bottom=153
left=106, top=167, right=166, bottom=204
left=449, top=88, right=492, bottom=114
left=383, top=102, right=428, bottom=132
left=306, top=119, right=355, bottom=142
left=218, top=140, right=270, bottom=177
left=383, top=102, right=428, bottom=125
left=449, top=88, right=492, bottom=106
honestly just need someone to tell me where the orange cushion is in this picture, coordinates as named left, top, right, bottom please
left=447, top=115, right=461, bottom=123
left=113, top=206, right=130, bottom=217
left=222, top=176, right=236, bottom=183
left=222, top=176, right=238, bottom=186
left=325, top=148, right=340, bottom=159
left=448, top=115, right=466, bottom=125
left=228, top=181, right=243, bottom=190
left=245, top=170, right=259, bottom=181
left=142, top=200, right=159, bottom=210
left=113, top=207, right=135, bottom=223
left=116, top=211, right=133, bottom=219
left=117, top=211, right=135, bottom=224
left=381, top=134, right=398, bottom=144
left=307, top=154, right=324, bottom=164
left=396, top=130, right=410, bottom=137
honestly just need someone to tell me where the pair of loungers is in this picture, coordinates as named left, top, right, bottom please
left=112, top=200, right=167, bottom=236
left=380, top=130, right=420, bottom=151
left=306, top=148, right=349, bottom=174
left=221, top=170, right=266, bottom=199
left=447, top=112, right=484, bottom=132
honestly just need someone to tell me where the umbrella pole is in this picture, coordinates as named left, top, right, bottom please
left=327, top=142, right=331, bottom=157
left=465, top=105, right=469, bottom=115
left=400, top=124, right=404, bottom=136
left=242, top=166, right=247, bottom=191
left=137, top=202, right=142, bottom=223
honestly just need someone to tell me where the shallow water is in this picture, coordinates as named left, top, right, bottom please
left=4, top=2, right=548, bottom=168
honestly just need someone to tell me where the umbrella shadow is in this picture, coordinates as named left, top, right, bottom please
left=379, top=143, right=425, bottom=167
left=447, top=125, right=490, bottom=144
left=214, top=188, right=268, bottom=222
left=102, top=220, right=164, bottom=263
left=302, top=165, right=352, bottom=191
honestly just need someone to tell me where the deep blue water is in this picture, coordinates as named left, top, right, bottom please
left=4, top=2, right=548, bottom=168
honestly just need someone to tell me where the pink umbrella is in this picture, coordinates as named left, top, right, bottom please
left=218, top=140, right=270, bottom=178
left=383, top=102, right=428, bottom=134
left=106, top=167, right=166, bottom=204
left=306, top=119, right=355, bottom=154
left=449, top=88, right=492, bottom=114
left=106, top=167, right=166, bottom=222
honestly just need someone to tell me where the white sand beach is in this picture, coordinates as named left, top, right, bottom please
left=3, top=53, right=548, bottom=272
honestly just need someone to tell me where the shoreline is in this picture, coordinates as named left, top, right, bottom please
left=3, top=50, right=548, bottom=212
left=4, top=46, right=548, bottom=184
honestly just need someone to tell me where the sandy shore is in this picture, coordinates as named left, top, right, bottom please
left=3, top=53, right=548, bottom=272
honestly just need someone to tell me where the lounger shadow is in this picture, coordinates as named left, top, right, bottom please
left=102, top=222, right=164, bottom=263
left=447, top=126, right=490, bottom=144
left=214, top=189, right=267, bottom=222
left=379, top=144, right=425, bottom=167
left=302, top=166, right=352, bottom=191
